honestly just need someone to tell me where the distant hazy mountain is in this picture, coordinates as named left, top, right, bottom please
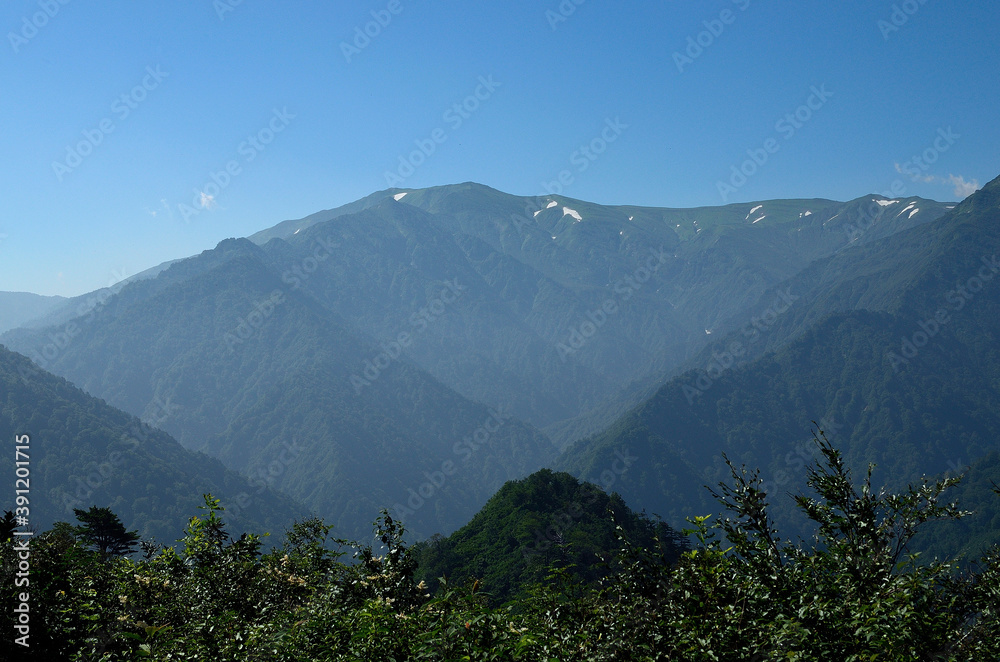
left=2, top=260, right=179, bottom=333
left=0, top=292, right=66, bottom=334
left=557, top=174, right=1000, bottom=539
left=247, top=182, right=952, bottom=445
left=0, top=181, right=961, bottom=542
left=0, top=344, right=308, bottom=543
left=2, top=238, right=556, bottom=540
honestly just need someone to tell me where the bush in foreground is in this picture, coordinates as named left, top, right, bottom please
left=3, top=433, right=999, bottom=660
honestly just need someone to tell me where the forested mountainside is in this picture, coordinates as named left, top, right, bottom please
left=0, top=345, right=307, bottom=543
left=2, top=239, right=555, bottom=541
left=559, top=175, right=1000, bottom=542
left=412, top=469, right=689, bottom=604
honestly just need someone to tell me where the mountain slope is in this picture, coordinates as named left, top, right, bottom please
left=244, top=183, right=952, bottom=444
left=558, top=174, right=1000, bottom=535
left=0, top=292, right=66, bottom=334
left=2, top=238, right=557, bottom=540
left=412, top=468, right=689, bottom=604
left=0, top=344, right=308, bottom=543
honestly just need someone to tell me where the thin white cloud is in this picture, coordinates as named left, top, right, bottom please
left=947, top=174, right=980, bottom=198
left=146, top=199, right=176, bottom=219
left=893, top=165, right=981, bottom=199
left=894, top=163, right=934, bottom=183
left=199, top=192, right=218, bottom=209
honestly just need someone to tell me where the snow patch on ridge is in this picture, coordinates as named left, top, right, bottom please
left=875, top=199, right=898, bottom=207
left=563, top=207, right=582, bottom=222
left=393, top=192, right=408, bottom=201
left=908, top=208, right=920, bottom=219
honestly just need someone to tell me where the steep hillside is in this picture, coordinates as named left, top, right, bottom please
left=0, top=345, right=308, bottom=543
left=2, top=239, right=556, bottom=540
left=0, top=292, right=66, bottom=334
left=244, top=183, right=951, bottom=443
left=558, top=175, right=1000, bottom=535
left=412, top=469, right=689, bottom=604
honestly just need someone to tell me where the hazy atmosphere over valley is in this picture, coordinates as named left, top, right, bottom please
left=3, top=2, right=1000, bottom=660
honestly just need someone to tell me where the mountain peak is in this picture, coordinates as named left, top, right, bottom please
left=213, top=237, right=260, bottom=253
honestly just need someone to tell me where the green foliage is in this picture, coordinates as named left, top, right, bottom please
left=73, top=506, right=141, bottom=557
left=0, top=510, right=15, bottom=542
left=4, top=436, right=999, bottom=660
left=412, top=469, right=689, bottom=604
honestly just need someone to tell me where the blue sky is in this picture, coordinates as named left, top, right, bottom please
left=1, top=0, right=998, bottom=297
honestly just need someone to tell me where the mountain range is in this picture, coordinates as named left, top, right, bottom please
left=3, top=177, right=998, bottom=552
left=558, top=174, right=1000, bottom=546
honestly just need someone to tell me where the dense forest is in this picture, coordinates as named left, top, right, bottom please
left=412, top=469, right=690, bottom=604
left=0, top=345, right=307, bottom=542
left=4, top=435, right=999, bottom=661
left=1, top=237, right=558, bottom=541
left=559, top=175, right=1000, bottom=546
